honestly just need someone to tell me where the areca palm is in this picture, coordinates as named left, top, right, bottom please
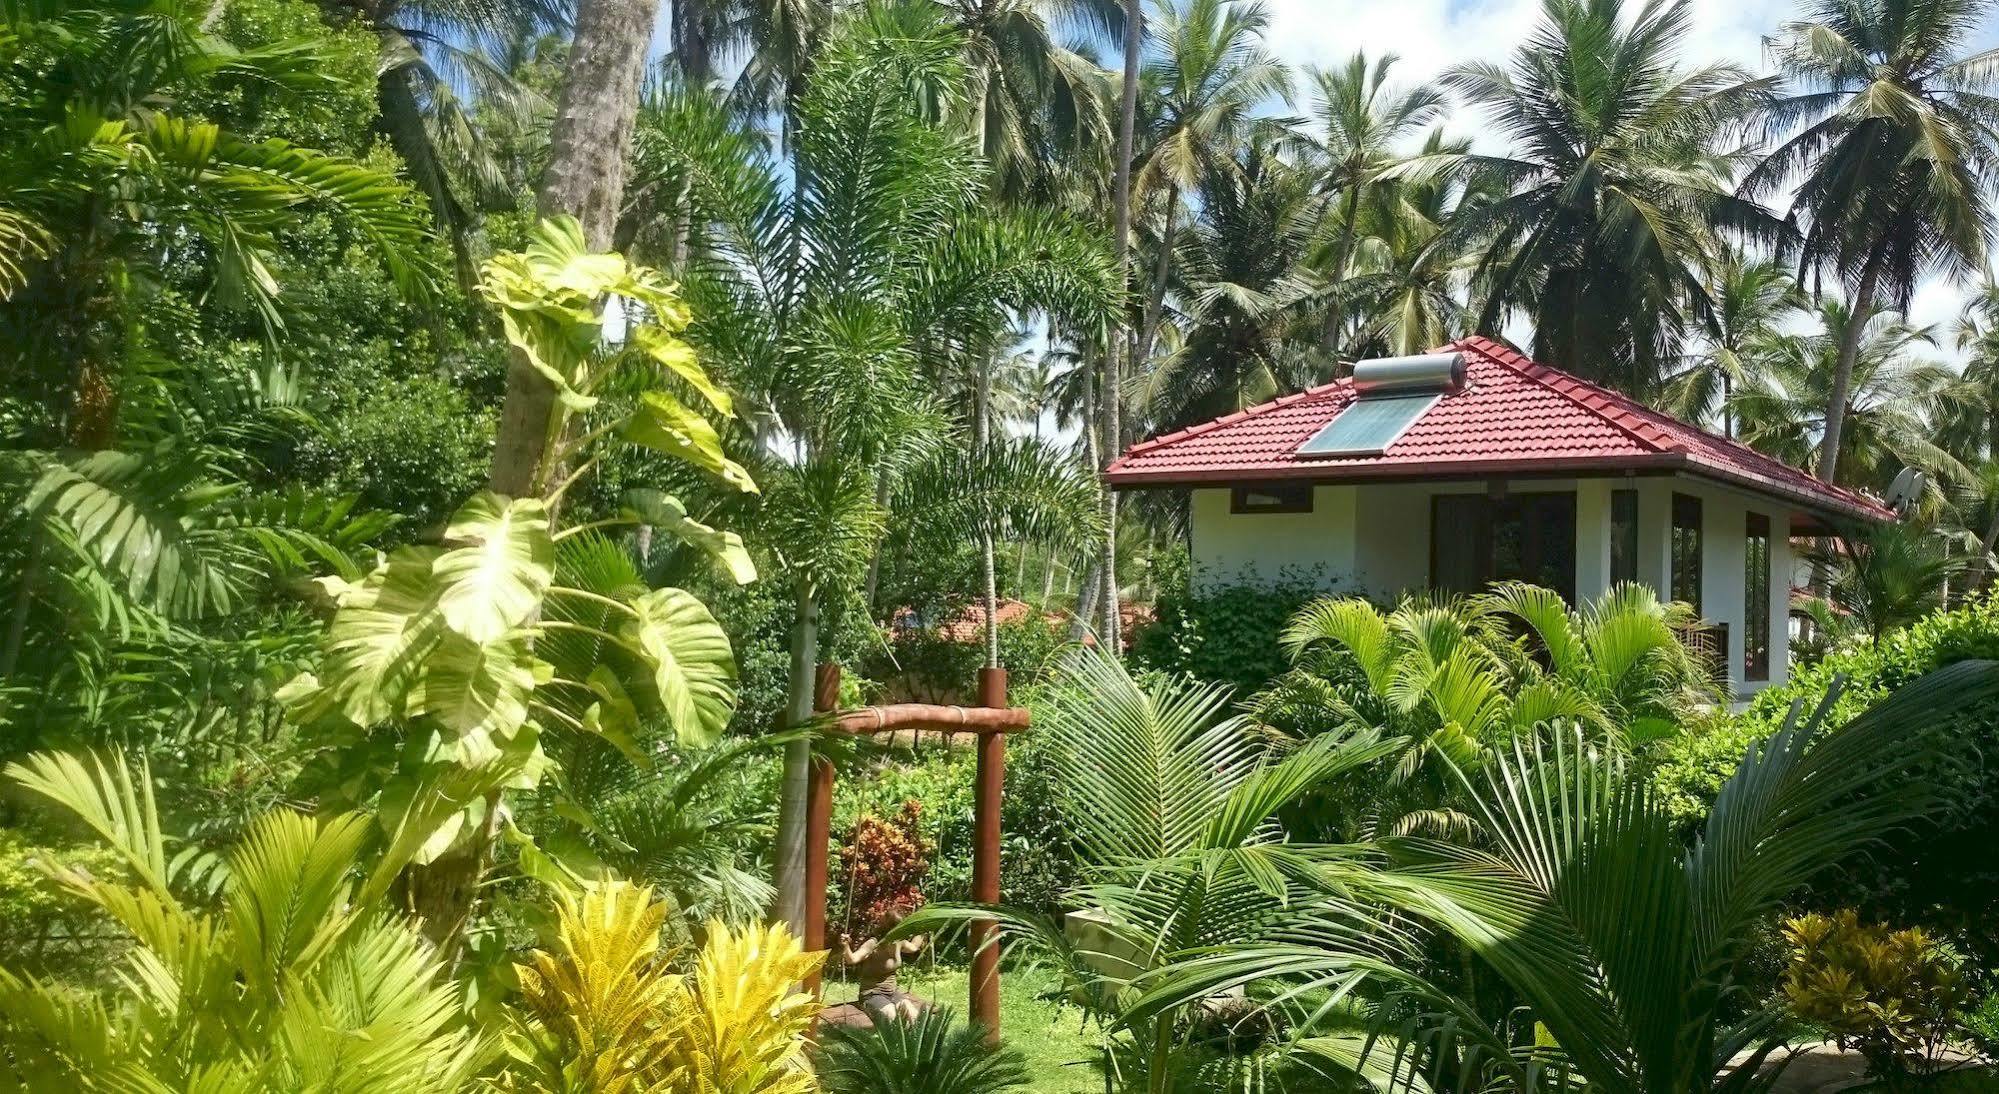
left=0, top=751, right=491, bottom=1091
left=1747, top=0, right=1999, bottom=482
left=1728, top=300, right=1964, bottom=493
left=1130, top=659, right=1999, bottom=1094
left=1422, top=0, right=1783, bottom=394
left=1298, top=52, right=1446, bottom=360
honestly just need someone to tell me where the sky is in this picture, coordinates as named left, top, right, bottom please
left=1258, top=0, right=1999, bottom=344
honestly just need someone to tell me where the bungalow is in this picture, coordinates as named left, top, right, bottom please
left=1106, top=336, right=1895, bottom=697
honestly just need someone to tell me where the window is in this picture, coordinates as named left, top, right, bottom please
left=1745, top=512, right=1771, bottom=681
left=1610, top=489, right=1639, bottom=585
left=1231, top=484, right=1313, bottom=514
left=1671, top=493, right=1702, bottom=612
left=1431, top=491, right=1577, bottom=601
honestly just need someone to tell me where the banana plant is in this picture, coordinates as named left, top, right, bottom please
left=283, top=218, right=758, bottom=871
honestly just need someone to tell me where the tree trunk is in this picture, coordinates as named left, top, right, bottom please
left=772, top=577, right=820, bottom=933
left=1818, top=258, right=1881, bottom=484
left=861, top=468, right=891, bottom=619
left=1721, top=371, right=1733, bottom=440
left=1136, top=187, right=1179, bottom=369
left=489, top=0, right=657, bottom=497
left=1069, top=556, right=1101, bottom=643
left=1104, top=0, right=1141, bottom=650
left=673, top=0, right=710, bottom=84
left=1323, top=181, right=1363, bottom=361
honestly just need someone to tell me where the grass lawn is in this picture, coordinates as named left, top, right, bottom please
left=821, top=961, right=1106, bottom=1093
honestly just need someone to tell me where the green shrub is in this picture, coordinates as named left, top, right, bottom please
left=1128, top=571, right=1327, bottom=698
left=1649, top=592, right=1999, bottom=970
left=0, top=830, right=128, bottom=981
left=861, top=616, right=1076, bottom=704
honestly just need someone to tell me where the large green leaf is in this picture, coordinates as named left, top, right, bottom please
left=432, top=492, right=553, bottom=644
left=402, top=633, right=542, bottom=757
left=622, top=489, right=756, bottom=584
left=315, top=546, right=447, bottom=726
left=620, top=390, right=758, bottom=493
left=622, top=588, right=737, bottom=747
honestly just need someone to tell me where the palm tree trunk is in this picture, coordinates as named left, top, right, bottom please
left=1722, top=372, right=1733, bottom=440
left=862, top=467, right=891, bottom=620
left=1104, top=0, right=1141, bottom=650
left=1818, top=258, right=1882, bottom=484
left=1136, top=187, right=1179, bottom=368
left=773, top=576, right=819, bottom=932
left=1323, top=182, right=1363, bottom=360
left=489, top=0, right=656, bottom=497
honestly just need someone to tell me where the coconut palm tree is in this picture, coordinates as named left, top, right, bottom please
left=1728, top=300, right=1964, bottom=492
left=323, top=0, right=568, bottom=279
left=1747, top=0, right=1999, bottom=483
left=1124, top=659, right=1999, bottom=1094
left=1422, top=0, right=1784, bottom=394
left=1661, top=253, right=1803, bottom=437
left=1142, top=136, right=1327, bottom=430
left=1129, top=0, right=1289, bottom=367
left=1331, top=129, right=1491, bottom=361
left=945, top=0, right=1120, bottom=199
left=1941, top=279, right=1999, bottom=464
left=1298, top=52, right=1446, bottom=360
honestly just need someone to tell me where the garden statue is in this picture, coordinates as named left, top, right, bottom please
left=819, top=801, right=934, bottom=1029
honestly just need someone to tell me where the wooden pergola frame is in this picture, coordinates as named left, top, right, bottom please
left=800, top=664, right=1028, bottom=1040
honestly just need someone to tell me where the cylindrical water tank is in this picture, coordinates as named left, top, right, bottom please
left=1350, top=352, right=1466, bottom=396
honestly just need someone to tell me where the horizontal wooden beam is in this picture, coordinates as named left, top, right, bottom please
left=829, top=703, right=1030, bottom=736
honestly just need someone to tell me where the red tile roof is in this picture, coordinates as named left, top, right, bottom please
left=1106, top=335, right=1893, bottom=524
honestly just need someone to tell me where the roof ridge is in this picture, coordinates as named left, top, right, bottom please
left=1119, top=374, right=1352, bottom=458
left=1450, top=335, right=1676, bottom=455
left=1449, top=336, right=1885, bottom=511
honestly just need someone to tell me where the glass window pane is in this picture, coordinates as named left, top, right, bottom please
left=1672, top=493, right=1702, bottom=612
left=1611, top=489, right=1638, bottom=585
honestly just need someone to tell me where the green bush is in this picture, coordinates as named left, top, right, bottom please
left=1128, top=570, right=1327, bottom=698
left=861, top=617, right=1075, bottom=703
left=1648, top=592, right=1999, bottom=971
left=0, top=830, right=130, bottom=981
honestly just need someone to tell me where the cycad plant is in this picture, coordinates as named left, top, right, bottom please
left=503, top=879, right=823, bottom=1094
left=1127, top=659, right=1999, bottom=1094
left=0, top=751, right=492, bottom=1092
left=816, top=1008, right=1032, bottom=1094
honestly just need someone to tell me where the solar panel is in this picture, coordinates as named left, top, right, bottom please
left=1295, top=392, right=1440, bottom=458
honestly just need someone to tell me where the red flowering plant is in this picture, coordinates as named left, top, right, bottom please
left=836, top=799, right=932, bottom=950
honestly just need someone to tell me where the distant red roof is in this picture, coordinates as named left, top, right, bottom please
left=1106, top=336, right=1893, bottom=525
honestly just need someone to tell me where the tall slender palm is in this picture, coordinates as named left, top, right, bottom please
left=1729, top=300, right=1964, bottom=492
left=1661, top=253, right=1803, bottom=436
left=1129, top=0, right=1289, bottom=367
left=650, top=6, right=1115, bottom=927
left=1747, top=0, right=1999, bottom=482
left=1101, top=0, right=1143, bottom=647
left=1425, top=0, right=1784, bottom=395
left=1300, top=52, right=1445, bottom=361
left=1943, top=280, right=1999, bottom=462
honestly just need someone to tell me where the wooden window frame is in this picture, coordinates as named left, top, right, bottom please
left=1230, top=483, right=1314, bottom=514
left=1745, top=511, right=1771, bottom=682
left=1671, top=492, right=1703, bottom=612
left=1610, top=488, right=1639, bottom=586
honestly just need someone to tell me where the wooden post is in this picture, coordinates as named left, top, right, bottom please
left=970, top=666, right=1007, bottom=1044
left=802, top=663, right=840, bottom=997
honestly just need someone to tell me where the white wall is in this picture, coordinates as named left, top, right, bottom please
left=1186, top=473, right=1798, bottom=695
